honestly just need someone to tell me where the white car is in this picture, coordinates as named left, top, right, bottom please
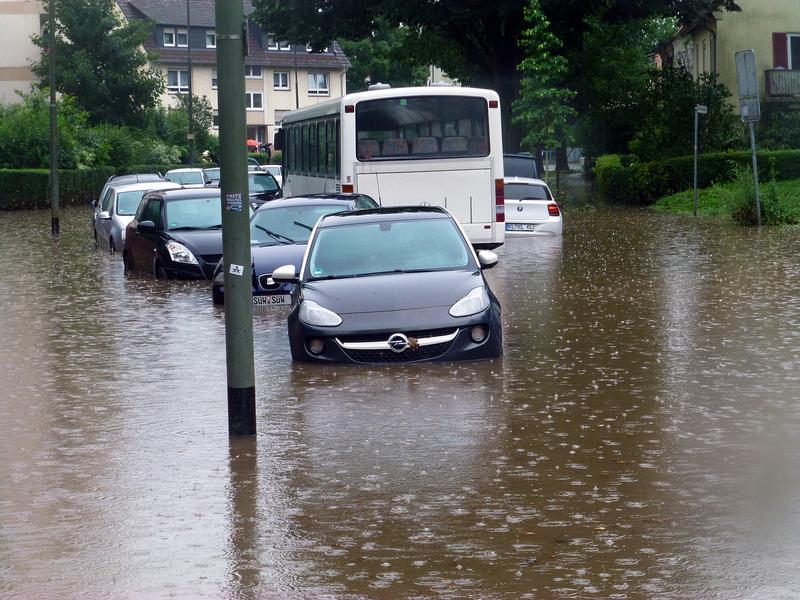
left=261, top=165, right=283, bottom=187
left=503, top=177, right=562, bottom=235
left=164, top=168, right=209, bottom=188
left=93, top=180, right=181, bottom=253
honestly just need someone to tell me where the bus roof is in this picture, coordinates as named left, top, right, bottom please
left=280, top=86, right=500, bottom=125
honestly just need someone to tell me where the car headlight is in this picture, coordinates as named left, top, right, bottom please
left=166, top=241, right=198, bottom=264
left=299, top=300, right=342, bottom=327
left=449, top=286, right=489, bottom=317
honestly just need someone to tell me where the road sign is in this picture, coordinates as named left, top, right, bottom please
left=735, top=49, right=760, bottom=122
left=695, top=104, right=708, bottom=114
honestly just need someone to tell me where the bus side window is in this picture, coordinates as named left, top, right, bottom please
left=335, top=118, right=340, bottom=179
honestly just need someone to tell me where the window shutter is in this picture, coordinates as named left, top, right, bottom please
left=773, top=32, right=788, bottom=68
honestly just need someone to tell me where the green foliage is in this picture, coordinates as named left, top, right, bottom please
left=595, top=149, right=800, bottom=205
left=0, top=167, right=115, bottom=209
left=628, top=69, right=740, bottom=161
left=338, top=20, right=429, bottom=91
left=0, top=91, right=88, bottom=169
left=512, top=0, right=576, bottom=153
left=141, top=95, right=215, bottom=163
left=32, top=0, right=164, bottom=126
left=757, top=104, right=800, bottom=150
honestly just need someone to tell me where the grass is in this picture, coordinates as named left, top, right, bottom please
left=651, top=176, right=800, bottom=225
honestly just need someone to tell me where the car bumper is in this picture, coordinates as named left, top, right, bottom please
left=164, top=259, right=216, bottom=280
left=288, top=305, right=502, bottom=364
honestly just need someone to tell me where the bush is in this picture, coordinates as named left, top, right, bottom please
left=0, top=167, right=116, bottom=209
left=595, top=149, right=800, bottom=205
left=725, top=167, right=800, bottom=226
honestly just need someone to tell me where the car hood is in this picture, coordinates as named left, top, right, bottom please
left=252, top=243, right=307, bottom=274
left=302, top=270, right=484, bottom=314
left=168, top=230, right=223, bottom=255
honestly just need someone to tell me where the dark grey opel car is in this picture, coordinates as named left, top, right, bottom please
left=272, top=206, right=503, bottom=364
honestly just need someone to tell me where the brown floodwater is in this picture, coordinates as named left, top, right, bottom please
left=1, top=206, right=799, bottom=599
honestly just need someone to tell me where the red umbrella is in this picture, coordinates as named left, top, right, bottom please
left=246, top=139, right=259, bottom=148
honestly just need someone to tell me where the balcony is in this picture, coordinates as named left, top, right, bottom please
left=765, top=69, right=800, bottom=99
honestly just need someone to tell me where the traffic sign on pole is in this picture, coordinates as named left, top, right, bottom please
left=735, top=49, right=762, bottom=225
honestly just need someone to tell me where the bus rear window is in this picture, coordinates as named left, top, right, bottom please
left=355, top=96, right=489, bottom=161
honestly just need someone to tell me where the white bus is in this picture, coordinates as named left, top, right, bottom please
left=274, top=85, right=505, bottom=248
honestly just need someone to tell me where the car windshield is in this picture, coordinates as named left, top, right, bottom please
left=165, top=196, right=222, bottom=230
left=116, top=190, right=147, bottom=216
left=263, top=166, right=281, bottom=177
left=505, top=183, right=551, bottom=200
left=250, top=204, right=346, bottom=245
left=249, top=173, right=279, bottom=193
left=307, top=217, right=474, bottom=280
left=204, top=168, right=220, bottom=181
left=166, top=171, right=205, bottom=185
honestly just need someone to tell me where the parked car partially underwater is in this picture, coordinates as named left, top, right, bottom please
left=503, top=177, right=562, bottom=235
left=272, top=206, right=502, bottom=364
left=123, top=188, right=227, bottom=279
left=211, top=194, right=377, bottom=305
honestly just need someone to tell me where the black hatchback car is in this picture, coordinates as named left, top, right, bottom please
left=272, top=206, right=503, bottom=364
left=123, top=188, right=227, bottom=279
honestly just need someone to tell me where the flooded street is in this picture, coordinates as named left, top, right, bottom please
left=2, top=205, right=799, bottom=598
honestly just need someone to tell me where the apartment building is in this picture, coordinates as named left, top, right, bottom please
left=117, top=0, right=350, bottom=143
left=0, top=0, right=42, bottom=104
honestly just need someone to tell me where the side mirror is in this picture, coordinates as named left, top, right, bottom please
left=271, top=264, right=298, bottom=283
left=137, top=220, right=156, bottom=233
left=477, top=250, right=498, bottom=270
left=97, top=211, right=111, bottom=220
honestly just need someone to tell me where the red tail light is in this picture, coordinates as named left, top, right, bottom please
left=495, top=179, right=505, bottom=223
left=547, top=202, right=560, bottom=217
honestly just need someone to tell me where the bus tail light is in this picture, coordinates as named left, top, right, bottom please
left=548, top=202, right=560, bottom=217
left=495, top=179, right=505, bottom=223
left=342, top=184, right=354, bottom=193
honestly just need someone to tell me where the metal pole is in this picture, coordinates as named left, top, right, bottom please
left=216, top=0, right=256, bottom=436
left=748, top=121, right=762, bottom=227
left=294, top=45, right=299, bottom=109
left=693, top=108, right=699, bottom=217
left=48, top=0, right=59, bottom=236
left=187, top=0, right=195, bottom=168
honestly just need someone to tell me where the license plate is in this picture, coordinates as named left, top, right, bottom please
left=506, top=223, right=537, bottom=231
left=253, top=294, right=290, bottom=306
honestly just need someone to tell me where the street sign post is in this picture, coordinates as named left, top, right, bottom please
left=693, top=104, right=708, bottom=216
left=735, top=49, right=762, bottom=226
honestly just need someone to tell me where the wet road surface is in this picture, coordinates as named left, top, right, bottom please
left=1, top=206, right=799, bottom=598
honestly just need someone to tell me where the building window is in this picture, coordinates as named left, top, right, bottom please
left=265, top=33, right=278, bottom=50
left=163, top=28, right=175, bottom=47
left=273, top=71, right=289, bottom=90
left=790, top=34, right=800, bottom=69
left=245, top=92, right=263, bottom=110
left=308, top=72, right=329, bottom=96
left=167, top=68, right=189, bottom=94
left=206, top=30, right=216, bottom=48
left=212, top=111, right=219, bottom=129
left=306, top=43, right=312, bottom=52
left=211, top=70, right=218, bottom=90
left=245, top=65, right=263, bottom=78
left=176, top=28, right=188, bottom=48
left=279, top=40, right=290, bottom=51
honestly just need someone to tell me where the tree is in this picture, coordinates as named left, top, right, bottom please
left=32, top=0, right=164, bottom=126
left=337, top=20, right=429, bottom=92
left=512, top=0, right=576, bottom=171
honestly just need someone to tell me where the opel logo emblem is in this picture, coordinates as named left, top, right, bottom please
left=517, top=206, right=524, bottom=212
left=388, top=333, right=409, bottom=353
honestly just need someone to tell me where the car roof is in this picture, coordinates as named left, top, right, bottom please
left=165, top=167, right=205, bottom=173
left=504, top=176, right=550, bottom=187
left=317, top=206, right=450, bottom=228
left=144, top=187, right=221, bottom=201
left=109, top=181, right=181, bottom=194
left=108, top=173, right=162, bottom=183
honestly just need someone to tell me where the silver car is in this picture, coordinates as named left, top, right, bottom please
left=93, top=181, right=180, bottom=253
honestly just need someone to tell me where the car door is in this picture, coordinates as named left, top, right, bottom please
left=95, top=188, right=115, bottom=247
left=130, top=197, right=162, bottom=271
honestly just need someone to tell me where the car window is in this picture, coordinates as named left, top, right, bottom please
left=250, top=204, right=345, bottom=245
left=116, top=190, right=147, bottom=216
left=505, top=183, right=551, bottom=200
left=100, top=188, right=114, bottom=212
left=308, top=217, right=473, bottom=279
left=165, top=196, right=222, bottom=230
left=166, top=171, right=205, bottom=185
left=249, top=173, right=279, bottom=193
left=354, top=195, right=378, bottom=209
left=141, top=198, right=163, bottom=228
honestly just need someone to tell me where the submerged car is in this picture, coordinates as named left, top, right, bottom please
left=164, top=168, right=209, bottom=188
left=272, top=206, right=502, bottom=364
left=123, top=188, right=226, bottom=279
left=212, top=194, right=377, bottom=305
left=503, top=176, right=562, bottom=236
left=93, top=181, right=180, bottom=253
left=94, top=173, right=163, bottom=208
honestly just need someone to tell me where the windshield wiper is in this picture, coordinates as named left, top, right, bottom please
left=169, top=226, right=205, bottom=231
left=204, top=224, right=223, bottom=230
left=293, top=220, right=313, bottom=231
left=254, top=224, right=294, bottom=244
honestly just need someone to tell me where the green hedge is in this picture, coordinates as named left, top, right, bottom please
left=595, top=149, right=800, bottom=204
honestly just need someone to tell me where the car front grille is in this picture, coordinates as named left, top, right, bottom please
left=200, top=254, right=222, bottom=265
left=341, top=341, right=453, bottom=364
left=335, top=328, right=458, bottom=364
